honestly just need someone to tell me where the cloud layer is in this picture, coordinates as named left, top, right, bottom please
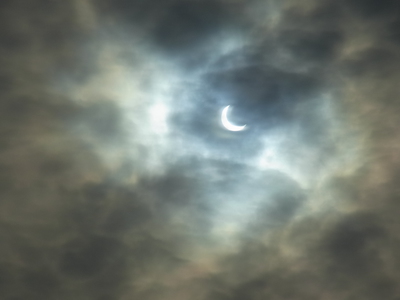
left=1, top=0, right=400, bottom=299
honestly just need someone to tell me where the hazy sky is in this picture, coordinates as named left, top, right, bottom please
left=1, top=0, right=400, bottom=299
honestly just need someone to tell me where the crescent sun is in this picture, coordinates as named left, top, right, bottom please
left=221, top=105, right=246, bottom=132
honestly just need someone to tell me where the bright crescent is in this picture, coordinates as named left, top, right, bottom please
left=221, top=105, right=246, bottom=131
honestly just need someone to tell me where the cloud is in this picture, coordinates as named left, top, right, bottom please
left=1, top=0, right=400, bottom=299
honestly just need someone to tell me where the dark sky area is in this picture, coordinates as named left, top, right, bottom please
left=1, top=0, right=400, bottom=299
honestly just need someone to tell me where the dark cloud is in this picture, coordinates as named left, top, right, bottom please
left=278, top=29, right=343, bottom=64
left=322, top=213, right=385, bottom=274
left=386, top=18, right=400, bottom=44
left=345, top=0, right=399, bottom=19
left=344, top=47, right=399, bottom=78
left=99, top=0, right=242, bottom=49
left=151, top=1, right=229, bottom=52
left=59, top=235, right=123, bottom=278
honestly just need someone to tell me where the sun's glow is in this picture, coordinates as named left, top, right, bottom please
left=149, top=103, right=169, bottom=134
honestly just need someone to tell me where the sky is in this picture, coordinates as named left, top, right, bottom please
left=1, top=0, right=400, bottom=299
